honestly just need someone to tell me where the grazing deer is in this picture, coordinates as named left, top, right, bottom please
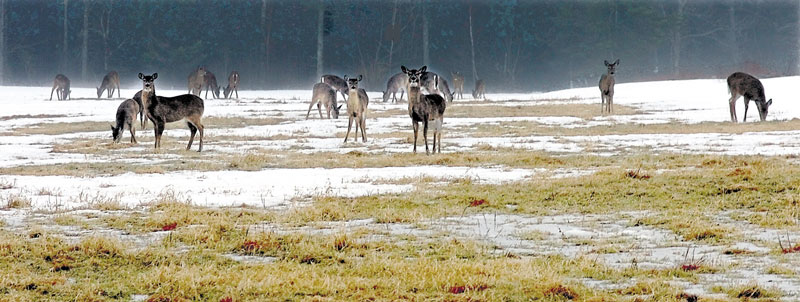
left=321, top=74, right=349, bottom=101
left=343, top=75, right=368, bottom=143
left=599, top=59, right=619, bottom=114
left=203, top=70, right=221, bottom=99
left=223, top=71, right=240, bottom=99
left=727, top=72, right=772, bottom=122
left=451, top=72, right=465, bottom=100
left=49, top=74, right=71, bottom=101
left=421, top=71, right=454, bottom=102
left=111, top=98, right=140, bottom=144
left=307, top=82, right=342, bottom=119
left=138, top=73, right=205, bottom=152
left=401, top=65, right=446, bottom=154
left=187, top=67, right=206, bottom=96
left=472, top=79, right=485, bottom=100
left=382, top=72, right=408, bottom=103
left=96, top=71, right=121, bottom=99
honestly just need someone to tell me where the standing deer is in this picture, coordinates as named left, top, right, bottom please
left=203, top=70, right=221, bottom=99
left=421, top=71, right=454, bottom=103
left=599, top=59, right=619, bottom=114
left=111, top=98, right=140, bottom=144
left=223, top=71, right=240, bottom=99
left=382, top=72, right=408, bottom=103
left=321, top=74, right=349, bottom=101
left=343, top=75, right=368, bottom=143
left=727, top=72, right=772, bottom=122
left=49, top=74, right=71, bottom=101
left=472, top=79, right=485, bottom=100
left=138, top=73, right=205, bottom=152
left=307, top=82, right=341, bottom=119
left=96, top=71, right=121, bottom=99
left=402, top=65, right=446, bottom=154
left=451, top=72, right=464, bottom=100
left=187, top=67, right=206, bottom=96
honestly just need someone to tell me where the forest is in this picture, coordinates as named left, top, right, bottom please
left=0, top=0, right=797, bottom=92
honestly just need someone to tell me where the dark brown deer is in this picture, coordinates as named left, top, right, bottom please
left=382, top=72, right=408, bottom=103
left=451, top=72, right=464, bottom=100
left=599, top=59, right=619, bottom=114
left=402, top=66, right=446, bottom=154
left=321, top=74, right=349, bottom=101
left=307, top=82, right=341, bottom=119
left=187, top=67, right=206, bottom=96
left=138, top=73, right=205, bottom=152
left=97, top=71, right=121, bottom=99
left=471, top=79, right=485, bottom=100
left=727, top=72, right=772, bottom=122
left=111, top=98, right=140, bottom=144
left=49, top=74, right=71, bottom=101
left=343, top=75, right=368, bottom=143
left=223, top=71, right=240, bottom=99
left=204, top=70, right=221, bottom=99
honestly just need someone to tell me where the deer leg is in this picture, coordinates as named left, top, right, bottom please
left=198, top=123, right=204, bottom=152
left=344, top=116, right=354, bottom=143
left=49, top=86, right=56, bottom=101
left=729, top=94, right=739, bottom=123
left=609, top=94, right=614, bottom=114
left=306, top=100, right=316, bottom=119
left=187, top=122, right=197, bottom=150
left=423, top=120, right=430, bottom=155
left=117, top=85, right=121, bottom=98
left=743, top=98, right=750, bottom=122
left=360, top=115, right=367, bottom=142
left=318, top=103, right=324, bottom=119
left=154, top=120, right=165, bottom=149
left=412, top=121, right=419, bottom=153
left=130, top=122, right=137, bottom=144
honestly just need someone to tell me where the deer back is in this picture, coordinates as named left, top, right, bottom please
left=727, top=72, right=766, bottom=102
left=322, top=75, right=347, bottom=93
left=147, top=92, right=205, bottom=124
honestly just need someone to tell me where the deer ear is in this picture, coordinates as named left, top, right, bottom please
left=138, top=73, right=144, bottom=79
left=152, top=73, right=158, bottom=80
left=343, top=75, right=348, bottom=81
left=401, top=66, right=408, bottom=73
left=420, top=66, right=427, bottom=73
left=604, top=60, right=610, bottom=66
left=767, top=99, right=773, bottom=106
left=614, top=59, right=620, bottom=65
left=337, top=104, right=343, bottom=110
left=358, top=75, right=362, bottom=81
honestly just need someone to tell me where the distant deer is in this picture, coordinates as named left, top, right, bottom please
left=96, top=71, right=121, bottom=99
left=138, top=73, right=205, bottom=152
left=343, top=75, right=368, bottom=143
left=472, top=79, right=485, bottom=100
left=382, top=72, right=408, bottom=103
left=599, top=59, right=619, bottom=114
left=402, top=65, right=446, bottom=154
left=203, top=70, right=221, bottom=99
left=223, top=71, right=240, bottom=99
left=422, top=71, right=454, bottom=102
left=321, top=74, right=349, bottom=101
left=307, top=82, right=342, bottom=119
left=187, top=67, right=206, bottom=96
left=451, top=72, right=464, bottom=100
left=49, top=74, right=71, bottom=101
left=111, top=98, right=140, bottom=144
left=727, top=72, right=772, bottom=122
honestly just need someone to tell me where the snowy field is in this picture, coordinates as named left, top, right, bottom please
left=3, top=76, right=800, bottom=300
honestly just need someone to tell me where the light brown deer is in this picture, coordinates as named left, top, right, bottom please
left=451, top=72, right=464, bottom=100
left=139, top=73, right=205, bottom=152
left=203, top=70, right=221, bottom=99
left=402, top=65, right=446, bottom=154
left=471, top=79, right=485, bottom=100
left=111, top=98, right=140, bottom=144
left=97, top=71, right=121, bottom=99
left=343, top=75, right=368, bottom=143
left=187, top=67, right=206, bottom=96
left=307, top=82, right=341, bottom=119
left=49, top=74, right=71, bottom=101
left=223, top=71, right=240, bottom=99
left=599, top=59, right=619, bottom=114
left=382, top=72, right=408, bottom=103
left=727, top=72, right=772, bottom=122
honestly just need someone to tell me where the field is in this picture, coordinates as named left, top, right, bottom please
left=2, top=77, right=800, bottom=301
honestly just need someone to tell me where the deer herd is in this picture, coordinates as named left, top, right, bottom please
left=48, top=59, right=774, bottom=154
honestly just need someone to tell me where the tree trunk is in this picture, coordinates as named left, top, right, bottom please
left=316, top=0, right=324, bottom=80
left=422, top=1, right=429, bottom=66
left=63, top=0, right=69, bottom=73
left=671, top=0, right=686, bottom=78
left=468, top=4, right=478, bottom=82
left=81, top=0, right=89, bottom=82
left=387, top=0, right=398, bottom=70
left=727, top=4, right=740, bottom=70
left=797, top=0, right=800, bottom=74
left=261, top=0, right=273, bottom=86
left=0, top=0, right=5, bottom=85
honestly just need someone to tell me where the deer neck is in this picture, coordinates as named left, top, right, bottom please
left=407, top=85, right=422, bottom=112
left=347, top=89, right=360, bottom=109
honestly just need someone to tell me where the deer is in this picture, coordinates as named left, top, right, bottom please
left=599, top=59, right=619, bottom=114
left=111, top=98, right=140, bottom=144
left=451, top=72, right=465, bottom=100
left=321, top=74, right=349, bottom=101
left=49, top=74, right=71, bottom=101
left=307, top=82, right=342, bottom=119
left=223, top=71, right=240, bottom=99
left=401, top=65, right=446, bottom=154
left=96, top=71, right=121, bottom=99
left=472, top=79, right=485, bottom=100
left=727, top=72, right=772, bottom=123
left=342, top=75, right=368, bottom=143
left=422, top=71, right=454, bottom=102
left=382, top=72, right=408, bottom=103
left=203, top=70, right=221, bottom=99
left=138, top=73, right=205, bottom=152
left=187, top=67, right=206, bottom=96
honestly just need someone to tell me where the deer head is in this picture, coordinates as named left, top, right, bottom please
left=604, top=59, right=619, bottom=76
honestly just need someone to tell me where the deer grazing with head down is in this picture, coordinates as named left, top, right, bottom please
left=343, top=75, right=369, bottom=143
left=97, top=71, right=121, bottom=99
left=599, top=59, right=619, bottom=114
left=223, top=71, right=240, bottom=99
left=307, top=82, right=341, bottom=119
left=187, top=67, right=206, bottom=96
left=727, top=72, right=772, bottom=123
left=382, top=72, right=408, bottom=103
left=472, top=79, right=485, bottom=100
left=402, top=65, right=446, bottom=154
left=111, top=98, right=140, bottom=144
left=451, top=72, right=464, bottom=100
left=138, top=73, right=205, bottom=152
left=204, top=70, right=221, bottom=99
left=49, top=74, right=71, bottom=101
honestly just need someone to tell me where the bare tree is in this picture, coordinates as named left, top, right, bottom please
left=0, top=0, right=5, bottom=85
left=62, top=0, right=68, bottom=72
left=261, top=0, right=274, bottom=85
left=316, top=0, right=324, bottom=79
left=422, top=1, right=429, bottom=66
left=81, top=0, right=88, bottom=81
left=468, top=4, right=478, bottom=82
